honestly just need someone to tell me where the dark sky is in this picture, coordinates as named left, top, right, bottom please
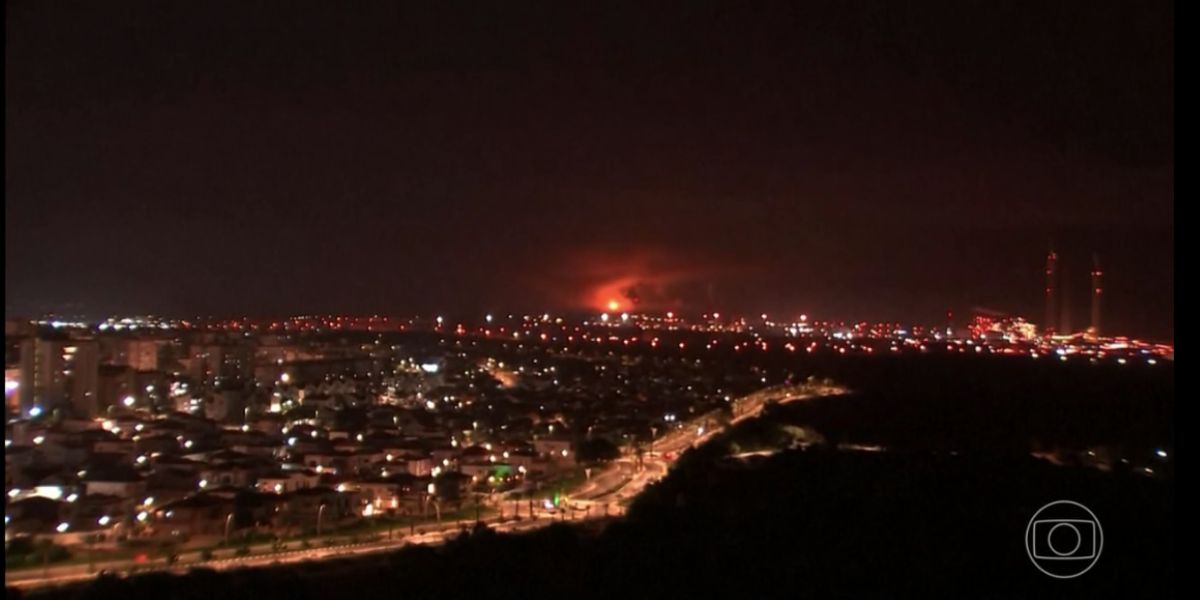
left=5, top=1, right=1173, bottom=339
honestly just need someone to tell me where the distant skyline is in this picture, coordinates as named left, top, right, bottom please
left=6, top=2, right=1173, bottom=339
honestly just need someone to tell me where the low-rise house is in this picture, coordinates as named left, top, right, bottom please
left=533, top=437, right=575, bottom=463
left=199, top=463, right=256, bottom=489
left=5, top=496, right=63, bottom=538
left=300, top=449, right=381, bottom=475
left=354, top=474, right=418, bottom=513
left=37, top=439, right=93, bottom=468
left=506, top=449, right=539, bottom=472
left=91, top=438, right=136, bottom=461
left=257, top=469, right=320, bottom=494
left=429, top=445, right=459, bottom=464
left=82, top=465, right=147, bottom=499
left=152, top=493, right=234, bottom=538
left=134, top=433, right=181, bottom=456
left=277, top=486, right=352, bottom=530
left=400, top=454, right=434, bottom=477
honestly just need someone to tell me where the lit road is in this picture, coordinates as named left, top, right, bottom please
left=5, top=515, right=570, bottom=590
left=567, top=383, right=844, bottom=510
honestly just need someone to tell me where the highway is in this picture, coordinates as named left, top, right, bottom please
left=5, top=515, right=568, bottom=590
left=563, top=383, right=842, bottom=513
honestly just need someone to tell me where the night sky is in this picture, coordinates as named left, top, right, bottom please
left=5, top=1, right=1173, bottom=339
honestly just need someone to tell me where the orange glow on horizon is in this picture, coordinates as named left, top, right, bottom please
left=569, top=248, right=744, bottom=313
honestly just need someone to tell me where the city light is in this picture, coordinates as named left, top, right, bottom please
left=34, top=486, right=63, bottom=500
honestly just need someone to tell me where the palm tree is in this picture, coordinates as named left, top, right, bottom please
left=35, top=539, right=56, bottom=578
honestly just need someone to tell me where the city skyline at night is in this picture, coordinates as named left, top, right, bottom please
left=5, top=2, right=1173, bottom=339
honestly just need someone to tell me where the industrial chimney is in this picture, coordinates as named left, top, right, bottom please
left=1090, top=254, right=1102, bottom=339
left=1044, top=249, right=1058, bottom=335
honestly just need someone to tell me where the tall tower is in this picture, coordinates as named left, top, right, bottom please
left=1059, top=257, right=1072, bottom=335
left=1044, top=249, right=1058, bottom=335
left=1090, top=254, right=1102, bottom=339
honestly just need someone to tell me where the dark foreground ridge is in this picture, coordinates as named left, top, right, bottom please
left=10, top=445, right=1171, bottom=600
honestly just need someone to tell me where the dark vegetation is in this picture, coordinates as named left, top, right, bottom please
left=572, top=437, right=621, bottom=465
left=777, top=354, right=1173, bottom=455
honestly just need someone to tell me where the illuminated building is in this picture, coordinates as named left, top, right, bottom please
left=5, top=367, right=22, bottom=414
left=97, top=365, right=138, bottom=415
left=187, top=343, right=255, bottom=382
left=16, top=337, right=100, bottom=418
left=100, top=338, right=163, bottom=371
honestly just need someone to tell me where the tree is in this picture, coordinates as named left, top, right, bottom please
left=573, top=438, right=620, bottom=465
left=6, top=537, right=36, bottom=557
left=33, top=538, right=69, bottom=576
left=714, top=405, right=733, bottom=428
left=157, top=540, right=180, bottom=565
